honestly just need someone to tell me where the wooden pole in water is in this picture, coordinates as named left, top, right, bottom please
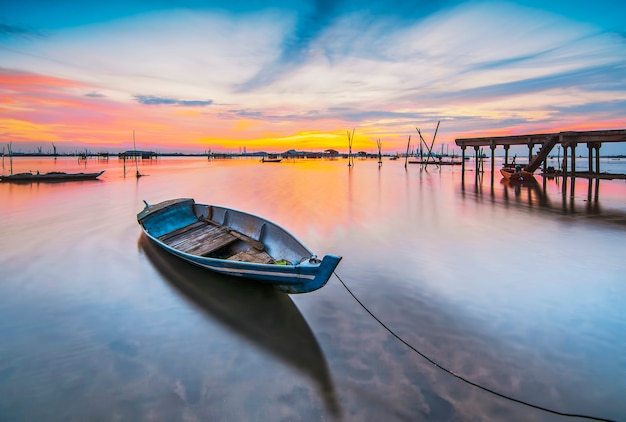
left=426, top=121, right=440, bottom=170
left=347, top=129, right=355, bottom=167
left=8, top=142, right=13, bottom=175
left=571, top=143, right=577, bottom=176
left=133, top=130, right=142, bottom=178
left=404, top=135, right=411, bottom=169
left=490, top=144, right=495, bottom=185
left=417, top=130, right=433, bottom=169
left=474, top=146, right=479, bottom=181
left=416, top=128, right=427, bottom=167
left=461, top=145, right=466, bottom=183
left=416, top=121, right=440, bottom=170
left=376, top=138, right=382, bottom=166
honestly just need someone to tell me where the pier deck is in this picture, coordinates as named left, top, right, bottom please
left=454, top=129, right=626, bottom=179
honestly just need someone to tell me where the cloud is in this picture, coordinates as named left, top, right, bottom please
left=227, top=106, right=426, bottom=124
left=134, top=95, right=213, bottom=106
left=440, top=62, right=626, bottom=104
left=85, top=91, right=106, bottom=98
left=235, top=0, right=462, bottom=92
left=0, top=23, right=43, bottom=38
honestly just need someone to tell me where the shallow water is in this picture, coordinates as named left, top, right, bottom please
left=1, top=156, right=625, bottom=421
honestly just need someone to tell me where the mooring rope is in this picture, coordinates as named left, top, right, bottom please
left=333, top=271, right=617, bottom=422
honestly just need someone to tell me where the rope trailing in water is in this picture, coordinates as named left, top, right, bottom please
left=333, top=271, right=617, bottom=422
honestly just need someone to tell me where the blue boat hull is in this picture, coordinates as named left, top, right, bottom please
left=138, top=198, right=341, bottom=293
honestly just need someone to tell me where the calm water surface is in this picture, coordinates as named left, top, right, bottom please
left=1, top=156, right=625, bottom=421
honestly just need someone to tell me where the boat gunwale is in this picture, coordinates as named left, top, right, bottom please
left=138, top=199, right=315, bottom=268
left=141, top=228, right=305, bottom=271
left=137, top=198, right=342, bottom=292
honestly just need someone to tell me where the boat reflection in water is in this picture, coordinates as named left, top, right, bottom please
left=138, top=235, right=339, bottom=415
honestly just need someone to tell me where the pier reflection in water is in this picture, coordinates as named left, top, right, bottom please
left=463, top=169, right=626, bottom=228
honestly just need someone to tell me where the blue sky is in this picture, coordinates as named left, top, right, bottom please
left=1, top=0, right=625, bottom=153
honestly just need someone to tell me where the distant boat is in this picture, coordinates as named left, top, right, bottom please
left=137, top=198, right=342, bottom=294
left=0, top=170, right=104, bottom=183
left=261, top=154, right=282, bottom=163
left=438, top=157, right=463, bottom=165
left=408, top=157, right=462, bottom=165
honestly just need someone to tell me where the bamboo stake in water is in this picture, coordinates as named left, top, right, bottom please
left=416, top=129, right=430, bottom=167
left=8, top=142, right=13, bottom=175
left=416, top=121, right=440, bottom=170
left=425, top=121, right=440, bottom=170
left=347, top=129, right=355, bottom=167
left=404, top=135, right=411, bottom=169
left=133, top=130, right=142, bottom=178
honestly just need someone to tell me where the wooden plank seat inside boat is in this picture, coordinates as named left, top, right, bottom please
left=158, top=220, right=275, bottom=263
left=227, top=248, right=274, bottom=264
left=159, top=221, right=238, bottom=257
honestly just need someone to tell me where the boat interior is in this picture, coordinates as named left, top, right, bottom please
left=158, top=219, right=276, bottom=264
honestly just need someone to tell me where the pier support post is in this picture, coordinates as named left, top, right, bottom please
left=504, top=145, right=510, bottom=165
left=490, top=142, right=496, bottom=185
left=570, top=143, right=577, bottom=196
left=528, top=139, right=534, bottom=163
left=595, top=143, right=601, bottom=174
left=562, top=143, right=569, bottom=195
left=474, top=146, right=480, bottom=182
left=588, top=144, right=593, bottom=173
left=461, top=145, right=466, bottom=183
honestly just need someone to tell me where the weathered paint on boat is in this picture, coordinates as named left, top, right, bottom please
left=137, top=198, right=341, bottom=294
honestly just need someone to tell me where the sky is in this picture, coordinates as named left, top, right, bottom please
left=1, top=0, right=625, bottom=154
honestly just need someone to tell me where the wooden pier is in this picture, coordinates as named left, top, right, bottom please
left=455, top=129, right=626, bottom=182
left=118, top=150, right=158, bottom=159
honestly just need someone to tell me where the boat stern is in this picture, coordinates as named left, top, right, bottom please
left=277, top=254, right=342, bottom=294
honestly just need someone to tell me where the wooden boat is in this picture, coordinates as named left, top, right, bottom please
left=0, top=170, right=104, bottom=182
left=500, top=166, right=534, bottom=182
left=438, top=158, right=463, bottom=165
left=408, top=159, right=462, bottom=165
left=261, top=154, right=282, bottom=163
left=137, top=198, right=342, bottom=294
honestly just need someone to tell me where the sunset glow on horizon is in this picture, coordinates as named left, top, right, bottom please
left=1, top=0, right=625, bottom=154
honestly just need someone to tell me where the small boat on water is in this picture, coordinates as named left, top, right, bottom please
left=261, top=154, right=282, bottom=163
left=137, top=198, right=342, bottom=294
left=0, top=170, right=105, bottom=183
left=500, top=166, right=535, bottom=182
left=408, top=158, right=463, bottom=165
